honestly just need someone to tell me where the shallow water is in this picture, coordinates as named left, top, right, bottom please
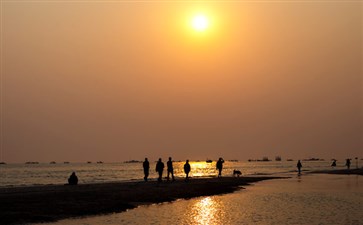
left=37, top=174, right=363, bottom=225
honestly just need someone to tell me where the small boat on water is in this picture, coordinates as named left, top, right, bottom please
left=206, top=159, right=213, bottom=163
left=124, top=160, right=141, bottom=163
left=50, top=161, right=56, bottom=164
left=248, top=157, right=271, bottom=162
left=25, top=162, right=39, bottom=164
left=64, top=162, right=70, bottom=164
left=97, top=161, right=103, bottom=164
left=0, top=162, right=6, bottom=165
left=228, top=159, right=239, bottom=162
left=303, top=158, right=324, bottom=161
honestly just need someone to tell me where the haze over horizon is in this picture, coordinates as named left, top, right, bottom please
left=1, top=1, right=362, bottom=163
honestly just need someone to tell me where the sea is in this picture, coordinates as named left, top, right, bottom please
left=1, top=160, right=362, bottom=225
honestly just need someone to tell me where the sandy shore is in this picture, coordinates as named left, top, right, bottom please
left=310, top=168, right=363, bottom=175
left=0, top=176, right=282, bottom=225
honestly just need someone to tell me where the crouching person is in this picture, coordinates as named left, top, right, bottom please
left=68, top=172, right=78, bottom=185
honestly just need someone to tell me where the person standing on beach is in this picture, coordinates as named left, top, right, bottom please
left=143, top=158, right=150, bottom=181
left=345, top=159, right=351, bottom=169
left=331, top=159, right=337, bottom=168
left=167, top=157, right=175, bottom=181
left=184, top=160, right=191, bottom=181
left=216, top=158, right=224, bottom=177
left=297, top=160, right=302, bottom=174
left=156, top=158, right=164, bottom=182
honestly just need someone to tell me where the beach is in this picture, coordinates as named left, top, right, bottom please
left=0, top=176, right=282, bottom=225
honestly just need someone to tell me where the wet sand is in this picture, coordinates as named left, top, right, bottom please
left=311, top=168, right=363, bottom=175
left=0, top=176, right=282, bottom=225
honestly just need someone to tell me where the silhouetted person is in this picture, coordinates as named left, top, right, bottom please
left=184, top=160, right=191, bottom=181
left=331, top=160, right=337, bottom=168
left=155, top=158, right=164, bottom=182
left=167, top=157, right=175, bottom=181
left=346, top=159, right=351, bottom=169
left=216, top=158, right=224, bottom=177
left=297, top=160, right=302, bottom=174
left=143, top=158, right=150, bottom=181
left=68, top=172, right=78, bottom=185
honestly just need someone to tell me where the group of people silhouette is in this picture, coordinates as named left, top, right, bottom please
left=331, top=159, right=352, bottom=169
left=143, top=157, right=225, bottom=182
left=143, top=157, right=192, bottom=182
left=67, top=157, right=224, bottom=185
left=296, top=158, right=354, bottom=175
left=67, top=157, right=356, bottom=184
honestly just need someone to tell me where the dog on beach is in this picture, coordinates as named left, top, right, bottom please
left=233, top=169, right=242, bottom=177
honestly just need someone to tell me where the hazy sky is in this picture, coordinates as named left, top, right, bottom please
left=1, top=1, right=362, bottom=163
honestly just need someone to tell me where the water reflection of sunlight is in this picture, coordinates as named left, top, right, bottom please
left=189, top=162, right=216, bottom=177
left=190, top=197, right=224, bottom=225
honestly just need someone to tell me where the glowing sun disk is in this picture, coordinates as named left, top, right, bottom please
left=192, top=15, right=208, bottom=31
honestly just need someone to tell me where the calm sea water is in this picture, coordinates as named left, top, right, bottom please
left=0, top=160, right=350, bottom=187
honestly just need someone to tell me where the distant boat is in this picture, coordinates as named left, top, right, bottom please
left=63, top=161, right=70, bottom=164
left=303, top=158, right=324, bottom=161
left=248, top=157, right=271, bottom=162
left=97, top=161, right=103, bottom=164
left=206, top=159, right=213, bottom=163
left=261, top=157, right=270, bottom=162
left=124, top=160, right=141, bottom=163
left=286, top=159, right=294, bottom=161
left=0, top=162, right=6, bottom=165
left=50, top=161, right=56, bottom=164
left=87, top=161, right=92, bottom=164
left=228, top=159, right=239, bottom=162
left=25, top=162, right=39, bottom=164
left=275, top=156, right=282, bottom=161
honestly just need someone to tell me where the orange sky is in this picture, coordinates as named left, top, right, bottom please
left=1, top=1, right=362, bottom=162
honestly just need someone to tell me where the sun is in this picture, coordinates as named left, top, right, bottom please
left=192, top=15, right=209, bottom=31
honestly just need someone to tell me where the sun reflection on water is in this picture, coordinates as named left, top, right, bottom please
left=189, top=197, right=225, bottom=225
left=188, top=161, right=216, bottom=177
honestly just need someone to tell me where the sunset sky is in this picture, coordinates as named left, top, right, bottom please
left=1, top=1, right=362, bottom=163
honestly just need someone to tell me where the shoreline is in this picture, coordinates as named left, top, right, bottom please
left=0, top=176, right=284, bottom=225
left=310, top=168, right=363, bottom=175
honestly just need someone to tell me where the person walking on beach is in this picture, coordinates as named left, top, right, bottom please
left=216, top=158, right=224, bottom=177
left=143, top=158, right=150, bottom=181
left=68, top=172, right=78, bottom=185
left=345, top=158, right=351, bottom=169
left=184, top=160, right=191, bottom=181
left=156, top=158, right=164, bottom=182
left=331, top=159, right=337, bottom=168
left=167, top=157, right=175, bottom=182
left=297, top=160, right=302, bottom=174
